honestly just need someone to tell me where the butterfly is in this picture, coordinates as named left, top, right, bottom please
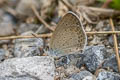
left=49, top=11, right=87, bottom=57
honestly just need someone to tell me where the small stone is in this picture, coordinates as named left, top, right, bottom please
left=2, top=12, right=17, bottom=24
left=0, top=10, right=16, bottom=36
left=89, top=36, right=102, bottom=45
left=16, top=0, right=40, bottom=16
left=16, top=0, right=52, bottom=17
left=108, top=35, right=114, bottom=46
left=96, top=69, right=120, bottom=80
left=0, top=40, right=10, bottom=44
left=68, top=53, right=85, bottom=68
left=68, top=70, right=96, bottom=80
left=0, top=22, right=14, bottom=36
left=55, top=56, right=68, bottom=68
left=65, top=66, right=80, bottom=77
left=96, top=20, right=110, bottom=31
left=14, top=31, right=44, bottom=57
left=102, top=54, right=119, bottom=72
left=85, top=25, right=91, bottom=32
left=96, top=21, right=104, bottom=30
left=55, top=53, right=85, bottom=79
left=0, top=56, right=55, bottom=80
left=83, top=45, right=107, bottom=72
left=55, top=53, right=85, bottom=68
left=18, top=23, right=40, bottom=34
left=5, top=0, right=19, bottom=8
left=0, top=49, right=9, bottom=62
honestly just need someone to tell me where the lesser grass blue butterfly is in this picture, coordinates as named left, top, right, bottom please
left=49, top=11, right=87, bottom=57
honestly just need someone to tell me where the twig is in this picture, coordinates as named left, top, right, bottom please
left=5, top=7, right=17, bottom=16
left=0, top=33, right=52, bottom=40
left=102, top=0, right=112, bottom=8
left=86, top=31, right=120, bottom=34
left=109, top=18, right=120, bottom=72
left=31, top=5, right=54, bottom=31
left=1, top=31, right=120, bottom=40
left=61, top=0, right=120, bottom=17
left=60, top=0, right=76, bottom=12
left=78, top=6, right=120, bottom=17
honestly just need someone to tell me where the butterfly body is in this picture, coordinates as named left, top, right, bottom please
left=49, top=11, right=87, bottom=57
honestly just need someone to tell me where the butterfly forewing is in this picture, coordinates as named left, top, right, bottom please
left=50, top=12, right=87, bottom=56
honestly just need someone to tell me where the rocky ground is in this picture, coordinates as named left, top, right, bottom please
left=0, top=0, right=120, bottom=80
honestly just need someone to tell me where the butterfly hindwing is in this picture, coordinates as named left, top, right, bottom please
left=50, top=12, right=87, bottom=55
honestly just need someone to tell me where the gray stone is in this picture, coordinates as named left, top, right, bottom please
left=96, top=69, right=120, bottom=80
left=102, top=54, right=119, bottom=72
left=15, top=0, right=51, bottom=17
left=0, top=40, right=10, bottom=44
left=0, top=22, right=14, bottom=36
left=16, top=0, right=40, bottom=16
left=0, top=10, right=17, bottom=36
left=83, top=45, right=107, bottom=72
left=18, top=23, right=40, bottom=34
left=0, top=56, right=55, bottom=80
left=2, top=12, right=17, bottom=24
left=0, top=76, right=38, bottom=80
left=55, top=53, right=85, bottom=79
left=55, top=53, right=85, bottom=68
left=0, top=49, right=9, bottom=62
left=6, top=0, right=19, bottom=8
left=55, top=56, right=68, bottom=68
left=68, top=54, right=85, bottom=68
left=68, top=70, right=96, bottom=80
left=96, top=21, right=104, bottom=30
left=14, top=31, right=43, bottom=57
left=108, top=35, right=114, bottom=46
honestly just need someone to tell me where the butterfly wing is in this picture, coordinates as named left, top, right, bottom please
left=50, top=12, right=87, bottom=55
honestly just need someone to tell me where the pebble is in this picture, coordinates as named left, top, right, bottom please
left=16, top=0, right=40, bottom=16
left=0, top=40, right=10, bottom=44
left=83, top=45, right=107, bottom=72
left=14, top=31, right=44, bottom=57
left=0, top=49, right=9, bottom=62
left=55, top=53, right=85, bottom=68
left=67, top=70, right=96, bottom=80
left=96, top=69, right=120, bottom=80
left=15, top=0, right=50, bottom=17
left=0, top=56, right=55, bottom=80
left=0, top=10, right=16, bottom=36
left=0, top=22, right=14, bottom=36
left=108, top=35, right=114, bottom=46
left=18, top=23, right=40, bottom=34
left=102, top=54, right=119, bottom=72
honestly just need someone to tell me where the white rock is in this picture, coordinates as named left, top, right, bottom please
left=0, top=56, right=55, bottom=80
